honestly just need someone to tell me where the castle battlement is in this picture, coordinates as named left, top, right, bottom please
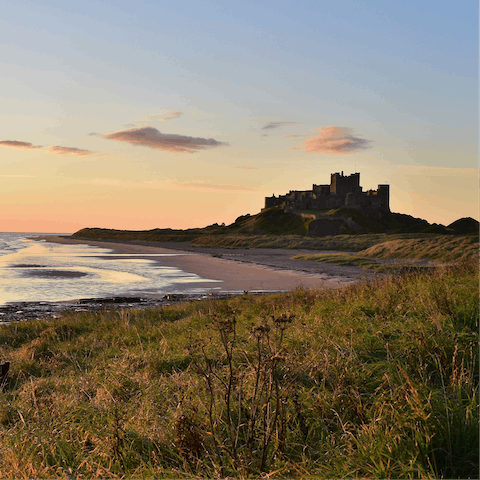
left=264, top=172, right=390, bottom=216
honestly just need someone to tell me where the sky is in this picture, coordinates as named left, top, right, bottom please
left=1, top=0, right=478, bottom=232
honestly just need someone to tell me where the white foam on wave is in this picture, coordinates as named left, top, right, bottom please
left=0, top=234, right=220, bottom=304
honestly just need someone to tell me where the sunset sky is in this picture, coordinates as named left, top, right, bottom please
left=1, top=0, right=477, bottom=232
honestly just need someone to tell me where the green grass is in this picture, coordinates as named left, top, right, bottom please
left=322, top=207, right=387, bottom=233
left=72, top=209, right=309, bottom=241
left=291, top=252, right=432, bottom=274
left=293, top=234, right=478, bottom=271
left=73, top=208, right=476, bottom=245
left=234, top=207, right=309, bottom=235
left=292, top=252, right=381, bottom=268
left=72, top=208, right=478, bottom=255
left=360, top=235, right=479, bottom=262
left=0, top=261, right=477, bottom=478
left=190, top=232, right=458, bottom=251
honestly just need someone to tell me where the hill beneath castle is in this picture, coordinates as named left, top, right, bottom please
left=73, top=208, right=478, bottom=242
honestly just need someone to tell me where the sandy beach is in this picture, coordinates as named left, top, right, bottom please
left=0, top=235, right=377, bottom=322
left=38, top=235, right=374, bottom=293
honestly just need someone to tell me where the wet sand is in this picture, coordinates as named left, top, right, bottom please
left=0, top=235, right=377, bottom=323
left=37, top=235, right=375, bottom=293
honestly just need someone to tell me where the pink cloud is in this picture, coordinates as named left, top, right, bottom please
left=102, top=127, right=228, bottom=153
left=137, top=111, right=183, bottom=122
left=0, top=140, right=42, bottom=150
left=0, top=140, right=98, bottom=156
left=300, top=126, right=371, bottom=154
left=46, top=146, right=96, bottom=156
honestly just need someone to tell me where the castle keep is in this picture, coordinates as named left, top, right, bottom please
left=265, top=172, right=390, bottom=215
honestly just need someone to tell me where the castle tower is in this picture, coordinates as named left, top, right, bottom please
left=377, top=184, right=390, bottom=211
left=330, top=172, right=361, bottom=196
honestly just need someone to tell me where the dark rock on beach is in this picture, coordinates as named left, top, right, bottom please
left=0, top=293, right=248, bottom=324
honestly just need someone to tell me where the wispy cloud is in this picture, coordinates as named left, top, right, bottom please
left=294, top=126, right=371, bottom=154
left=262, top=121, right=299, bottom=131
left=0, top=140, right=42, bottom=150
left=137, top=111, right=183, bottom=122
left=231, top=166, right=259, bottom=170
left=46, top=146, right=96, bottom=156
left=0, top=139, right=98, bottom=156
left=102, top=126, right=228, bottom=153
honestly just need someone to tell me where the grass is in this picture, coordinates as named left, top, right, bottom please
left=290, top=252, right=409, bottom=274
left=292, top=234, right=478, bottom=272
left=190, top=232, right=459, bottom=251
left=360, top=235, right=479, bottom=262
left=73, top=207, right=477, bottom=247
left=72, top=209, right=309, bottom=241
left=72, top=216, right=478, bottom=256
left=292, top=252, right=381, bottom=268
left=0, top=260, right=477, bottom=478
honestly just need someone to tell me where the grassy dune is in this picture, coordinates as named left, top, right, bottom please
left=73, top=229, right=440, bottom=252
left=73, top=209, right=478, bottom=250
left=0, top=261, right=477, bottom=478
left=293, top=235, right=478, bottom=271
left=291, top=252, right=383, bottom=270
left=190, top=232, right=451, bottom=251
left=360, top=235, right=478, bottom=262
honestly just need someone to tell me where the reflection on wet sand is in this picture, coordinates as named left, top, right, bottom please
left=23, top=270, right=89, bottom=278
left=0, top=235, right=220, bottom=304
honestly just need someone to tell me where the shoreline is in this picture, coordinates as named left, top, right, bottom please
left=0, top=292, right=270, bottom=324
left=37, top=234, right=375, bottom=286
left=0, top=234, right=376, bottom=323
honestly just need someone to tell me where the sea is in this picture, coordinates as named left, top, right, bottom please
left=0, top=233, right=220, bottom=305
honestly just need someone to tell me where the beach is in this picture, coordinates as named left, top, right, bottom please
left=0, top=235, right=375, bottom=323
left=39, top=235, right=374, bottom=291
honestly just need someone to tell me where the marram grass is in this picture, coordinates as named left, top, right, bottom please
left=190, top=232, right=461, bottom=252
left=293, top=234, right=478, bottom=271
left=0, top=261, right=477, bottom=478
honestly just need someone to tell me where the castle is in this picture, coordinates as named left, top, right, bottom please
left=264, top=172, right=390, bottom=217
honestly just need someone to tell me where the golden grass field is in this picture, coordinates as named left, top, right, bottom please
left=0, top=258, right=477, bottom=478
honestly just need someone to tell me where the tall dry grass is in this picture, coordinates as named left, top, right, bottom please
left=359, top=235, right=478, bottom=262
left=293, top=234, right=478, bottom=272
left=191, top=232, right=458, bottom=251
left=0, top=261, right=477, bottom=478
